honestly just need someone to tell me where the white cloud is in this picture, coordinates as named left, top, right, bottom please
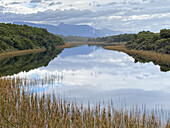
left=0, top=0, right=170, bottom=32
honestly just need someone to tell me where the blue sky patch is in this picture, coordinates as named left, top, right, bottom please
left=27, top=3, right=37, bottom=8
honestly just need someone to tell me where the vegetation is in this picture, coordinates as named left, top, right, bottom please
left=58, top=35, right=89, bottom=42
left=0, top=23, right=64, bottom=53
left=0, top=49, right=63, bottom=76
left=87, top=34, right=136, bottom=43
left=126, top=29, right=170, bottom=54
left=0, top=77, right=170, bottom=127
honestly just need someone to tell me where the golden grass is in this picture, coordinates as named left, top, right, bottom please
left=57, top=43, right=77, bottom=49
left=0, top=43, right=74, bottom=61
left=0, top=49, right=46, bottom=61
left=59, top=42, right=126, bottom=50
left=0, top=77, right=170, bottom=127
left=56, top=42, right=108, bottom=49
left=66, top=42, right=107, bottom=45
left=103, top=45, right=170, bottom=65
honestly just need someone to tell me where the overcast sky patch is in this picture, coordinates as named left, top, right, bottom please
left=0, top=0, right=170, bottom=32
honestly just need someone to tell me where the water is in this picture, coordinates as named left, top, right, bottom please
left=2, top=45, right=170, bottom=112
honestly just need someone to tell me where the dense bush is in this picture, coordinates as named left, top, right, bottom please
left=0, top=23, right=64, bottom=53
left=87, top=34, right=136, bottom=43
left=58, top=35, right=89, bottom=42
left=160, top=29, right=170, bottom=39
left=126, top=29, right=170, bottom=54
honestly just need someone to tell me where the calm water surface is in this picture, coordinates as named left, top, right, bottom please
left=10, top=45, right=170, bottom=111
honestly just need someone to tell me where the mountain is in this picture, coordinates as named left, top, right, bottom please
left=14, top=22, right=122, bottom=37
left=100, top=28, right=122, bottom=36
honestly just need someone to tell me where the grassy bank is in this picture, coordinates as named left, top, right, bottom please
left=57, top=42, right=110, bottom=49
left=0, top=42, right=76, bottom=61
left=0, top=48, right=46, bottom=61
left=0, top=77, right=170, bottom=127
left=103, top=45, right=170, bottom=66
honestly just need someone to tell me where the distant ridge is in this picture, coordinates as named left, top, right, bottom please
left=14, top=22, right=122, bottom=37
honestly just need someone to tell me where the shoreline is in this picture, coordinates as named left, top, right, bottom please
left=0, top=48, right=46, bottom=61
left=103, top=45, right=170, bottom=65
left=0, top=43, right=79, bottom=61
left=1, top=43, right=170, bottom=66
left=0, top=43, right=77, bottom=61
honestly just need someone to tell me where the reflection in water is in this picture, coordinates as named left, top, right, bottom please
left=129, top=53, right=170, bottom=72
left=0, top=49, right=63, bottom=76
left=11, top=45, right=170, bottom=112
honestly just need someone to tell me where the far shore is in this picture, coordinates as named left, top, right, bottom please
left=1, top=42, right=170, bottom=66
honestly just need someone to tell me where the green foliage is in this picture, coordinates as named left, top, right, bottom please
left=87, top=34, right=136, bottom=43
left=126, top=30, right=170, bottom=54
left=58, top=35, right=89, bottom=42
left=0, top=23, right=64, bottom=53
left=160, top=29, right=170, bottom=39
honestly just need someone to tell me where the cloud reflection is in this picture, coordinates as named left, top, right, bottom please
left=13, top=45, right=170, bottom=109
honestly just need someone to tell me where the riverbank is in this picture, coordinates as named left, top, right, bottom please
left=57, top=42, right=110, bottom=49
left=103, top=45, right=170, bottom=65
left=1, top=42, right=170, bottom=68
left=0, top=49, right=46, bottom=61
left=0, top=42, right=118, bottom=61
left=0, top=43, right=76, bottom=61
left=59, top=42, right=170, bottom=67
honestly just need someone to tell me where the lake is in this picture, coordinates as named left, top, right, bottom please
left=2, top=45, right=170, bottom=113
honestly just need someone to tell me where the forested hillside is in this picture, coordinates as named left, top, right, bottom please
left=126, top=29, right=170, bottom=54
left=0, top=23, right=64, bottom=53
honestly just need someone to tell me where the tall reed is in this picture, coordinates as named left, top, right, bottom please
left=0, top=77, right=170, bottom=127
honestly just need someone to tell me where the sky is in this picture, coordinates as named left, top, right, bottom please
left=0, top=0, right=170, bottom=32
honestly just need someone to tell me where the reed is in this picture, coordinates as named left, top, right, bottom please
left=0, top=77, right=170, bottom=128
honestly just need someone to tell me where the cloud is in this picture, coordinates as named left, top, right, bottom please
left=10, top=2, right=22, bottom=5
left=0, top=6, right=3, bottom=10
left=30, top=0, right=41, bottom=3
left=56, top=2, right=62, bottom=5
left=0, top=0, right=170, bottom=32
left=49, top=2, right=62, bottom=6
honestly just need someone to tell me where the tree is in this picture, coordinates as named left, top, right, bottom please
left=160, top=29, right=170, bottom=39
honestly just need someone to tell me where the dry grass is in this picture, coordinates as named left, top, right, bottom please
left=0, top=49, right=45, bottom=61
left=0, top=43, right=75, bottom=61
left=67, top=42, right=107, bottom=45
left=56, top=42, right=108, bottom=49
left=0, top=77, right=170, bottom=128
left=57, top=43, right=78, bottom=49
left=64, top=42, right=108, bottom=46
left=59, top=42, right=126, bottom=49
left=103, top=45, right=170, bottom=65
